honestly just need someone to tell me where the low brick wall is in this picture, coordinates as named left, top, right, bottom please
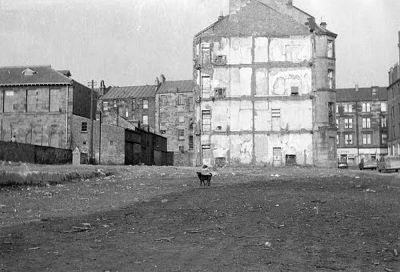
left=0, top=141, right=72, bottom=164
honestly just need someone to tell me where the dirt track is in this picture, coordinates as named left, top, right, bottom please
left=1, top=166, right=400, bottom=271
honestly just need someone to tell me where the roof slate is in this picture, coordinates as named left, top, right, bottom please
left=0, top=66, right=72, bottom=86
left=196, top=0, right=310, bottom=38
left=101, top=85, right=157, bottom=100
left=157, top=80, right=194, bottom=94
left=336, top=87, right=388, bottom=102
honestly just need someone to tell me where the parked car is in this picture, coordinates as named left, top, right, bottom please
left=338, top=159, right=348, bottom=169
left=359, top=158, right=377, bottom=170
left=377, top=156, right=400, bottom=172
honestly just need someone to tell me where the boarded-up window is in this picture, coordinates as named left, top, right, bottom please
left=27, top=89, right=49, bottom=112
left=202, top=110, right=211, bottom=132
left=4, top=91, right=14, bottom=112
left=50, top=89, right=61, bottom=112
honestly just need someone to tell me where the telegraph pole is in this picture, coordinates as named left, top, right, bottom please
left=88, top=80, right=96, bottom=164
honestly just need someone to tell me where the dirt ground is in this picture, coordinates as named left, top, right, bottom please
left=1, top=166, right=400, bottom=271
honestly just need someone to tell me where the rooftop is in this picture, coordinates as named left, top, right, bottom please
left=157, top=80, right=194, bottom=94
left=0, top=65, right=72, bottom=86
left=336, top=87, right=387, bottom=102
left=101, top=85, right=157, bottom=100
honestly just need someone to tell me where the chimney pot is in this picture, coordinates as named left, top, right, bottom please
left=287, top=0, right=293, bottom=5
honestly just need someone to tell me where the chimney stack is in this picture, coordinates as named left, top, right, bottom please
left=355, top=84, right=359, bottom=92
left=287, top=0, right=293, bottom=5
left=229, top=0, right=248, bottom=14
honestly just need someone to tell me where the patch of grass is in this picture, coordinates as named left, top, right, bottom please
left=0, top=170, right=113, bottom=187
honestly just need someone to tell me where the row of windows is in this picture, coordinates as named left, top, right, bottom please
left=103, top=99, right=149, bottom=112
left=337, top=116, right=388, bottom=129
left=337, top=133, right=387, bottom=146
left=1, top=89, right=62, bottom=113
left=336, top=102, right=387, bottom=113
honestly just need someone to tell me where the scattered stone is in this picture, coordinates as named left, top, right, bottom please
left=161, top=199, right=168, bottom=203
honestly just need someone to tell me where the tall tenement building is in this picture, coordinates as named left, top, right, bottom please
left=388, top=32, right=400, bottom=156
left=193, top=0, right=337, bottom=167
left=336, top=86, right=388, bottom=165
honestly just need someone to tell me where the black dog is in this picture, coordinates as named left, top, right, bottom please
left=196, top=172, right=212, bottom=187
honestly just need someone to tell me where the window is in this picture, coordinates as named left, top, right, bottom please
left=343, top=103, right=353, bottom=113
left=81, top=122, right=88, bottom=133
left=143, top=115, right=148, bottom=125
left=381, top=116, right=387, bottom=128
left=160, top=112, right=166, bottom=122
left=178, top=129, right=185, bottom=141
left=143, top=99, right=148, bottom=109
left=372, top=87, right=377, bottom=96
left=362, top=118, right=371, bottom=129
left=344, top=118, right=353, bottom=129
left=178, top=112, right=185, bottom=123
left=160, top=95, right=167, bottom=106
left=179, top=146, right=185, bottom=153
left=202, top=144, right=211, bottom=150
left=4, top=90, right=14, bottom=112
left=328, top=102, right=334, bottom=125
left=327, top=40, right=335, bottom=58
left=381, top=102, right=387, bottom=112
left=362, top=133, right=372, bottom=145
left=131, top=99, right=136, bottom=110
left=113, top=100, right=117, bottom=108
left=382, top=133, right=388, bottom=145
left=103, top=101, right=109, bottom=111
left=213, top=55, right=227, bottom=65
left=201, top=43, right=211, bottom=66
left=345, top=134, right=353, bottom=145
left=160, top=130, right=166, bottom=134
left=336, top=134, right=340, bottom=145
left=202, top=76, right=211, bottom=98
left=188, top=98, right=193, bottom=112
left=361, top=102, right=371, bottom=112
left=214, top=88, right=226, bottom=98
left=392, top=107, right=395, bottom=120
left=271, top=109, right=281, bottom=118
left=202, top=110, right=211, bottom=132
left=328, top=70, right=334, bottom=89
left=189, top=135, right=194, bottom=150
left=178, top=94, right=185, bottom=105
left=291, top=86, right=299, bottom=96
left=393, top=126, right=396, bottom=138
left=50, top=89, right=61, bottom=112
left=336, top=118, right=339, bottom=126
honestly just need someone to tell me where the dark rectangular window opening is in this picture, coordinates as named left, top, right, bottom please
left=81, top=122, right=88, bottom=133
left=291, top=86, right=299, bottom=96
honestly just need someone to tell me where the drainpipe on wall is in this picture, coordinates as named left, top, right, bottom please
left=355, top=101, right=360, bottom=163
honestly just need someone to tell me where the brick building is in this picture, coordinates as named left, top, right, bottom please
left=155, top=80, right=195, bottom=166
left=0, top=66, right=96, bottom=153
left=193, top=0, right=337, bottom=167
left=100, top=85, right=157, bottom=132
left=336, top=86, right=388, bottom=165
left=388, top=31, right=400, bottom=156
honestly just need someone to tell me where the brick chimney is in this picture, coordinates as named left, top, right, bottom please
left=229, top=0, right=249, bottom=14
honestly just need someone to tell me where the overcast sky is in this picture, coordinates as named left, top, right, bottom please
left=0, top=0, right=399, bottom=88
